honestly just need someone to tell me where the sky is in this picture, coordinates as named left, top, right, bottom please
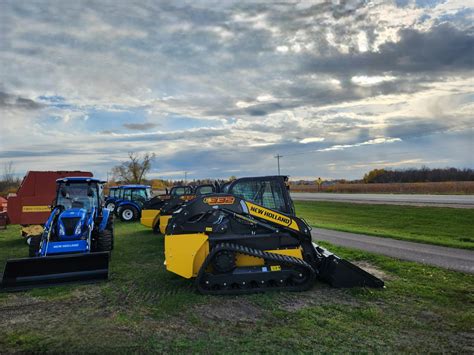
left=0, top=0, right=473, bottom=181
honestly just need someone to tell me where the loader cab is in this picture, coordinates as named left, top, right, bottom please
left=170, top=186, right=193, bottom=197
left=227, top=175, right=295, bottom=215
left=56, top=177, right=104, bottom=212
left=194, top=184, right=216, bottom=196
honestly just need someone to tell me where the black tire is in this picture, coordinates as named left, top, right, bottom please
left=29, top=235, right=41, bottom=257
left=152, top=219, right=160, bottom=234
left=97, top=228, right=113, bottom=252
left=119, top=206, right=138, bottom=222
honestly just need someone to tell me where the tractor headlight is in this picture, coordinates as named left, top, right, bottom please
left=75, top=222, right=82, bottom=235
left=59, top=224, right=65, bottom=236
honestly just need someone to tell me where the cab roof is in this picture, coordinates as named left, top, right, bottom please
left=119, top=184, right=151, bottom=189
left=56, top=177, right=105, bottom=184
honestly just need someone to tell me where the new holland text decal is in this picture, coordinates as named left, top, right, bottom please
left=246, top=202, right=299, bottom=231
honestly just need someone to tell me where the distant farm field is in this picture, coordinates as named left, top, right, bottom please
left=295, top=201, right=474, bottom=249
left=290, top=181, right=474, bottom=194
left=1, top=223, right=473, bottom=353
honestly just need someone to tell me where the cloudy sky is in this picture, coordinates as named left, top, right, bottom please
left=1, top=0, right=473, bottom=181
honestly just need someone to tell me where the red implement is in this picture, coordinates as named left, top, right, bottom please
left=7, top=171, right=93, bottom=226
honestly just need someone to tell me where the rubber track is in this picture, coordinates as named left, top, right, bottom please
left=196, top=242, right=316, bottom=295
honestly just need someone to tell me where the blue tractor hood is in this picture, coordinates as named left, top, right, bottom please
left=57, top=208, right=88, bottom=240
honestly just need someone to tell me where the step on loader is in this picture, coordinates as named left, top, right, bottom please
left=1, top=177, right=113, bottom=291
left=164, top=176, right=384, bottom=294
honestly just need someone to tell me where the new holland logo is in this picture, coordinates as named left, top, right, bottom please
left=249, top=205, right=292, bottom=226
left=204, top=196, right=235, bottom=205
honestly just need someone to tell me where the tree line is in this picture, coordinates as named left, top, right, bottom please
left=363, top=167, right=474, bottom=183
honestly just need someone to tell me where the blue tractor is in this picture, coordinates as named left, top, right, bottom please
left=114, top=184, right=152, bottom=222
left=104, top=186, right=120, bottom=211
left=1, top=177, right=113, bottom=291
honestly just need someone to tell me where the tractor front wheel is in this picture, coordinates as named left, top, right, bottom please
left=106, top=202, right=116, bottom=212
left=120, top=206, right=138, bottom=222
left=28, top=235, right=41, bottom=257
left=97, top=228, right=113, bottom=252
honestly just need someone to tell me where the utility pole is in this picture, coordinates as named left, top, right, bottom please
left=184, top=171, right=187, bottom=184
left=274, top=154, right=283, bottom=175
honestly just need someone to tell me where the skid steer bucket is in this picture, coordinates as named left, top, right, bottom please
left=315, top=246, right=384, bottom=288
left=1, top=252, right=110, bottom=292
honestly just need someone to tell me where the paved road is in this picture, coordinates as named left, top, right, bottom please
left=293, top=192, right=474, bottom=208
left=312, top=228, right=474, bottom=274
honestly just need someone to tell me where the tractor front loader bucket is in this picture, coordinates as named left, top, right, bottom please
left=1, top=252, right=110, bottom=291
left=314, top=245, right=384, bottom=288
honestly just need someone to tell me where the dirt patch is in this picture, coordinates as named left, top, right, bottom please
left=0, top=287, right=107, bottom=332
left=194, top=298, right=264, bottom=324
left=353, top=261, right=393, bottom=281
left=275, top=285, right=361, bottom=312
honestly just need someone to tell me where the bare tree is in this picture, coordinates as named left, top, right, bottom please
left=2, top=161, right=15, bottom=183
left=0, top=161, right=21, bottom=195
left=112, top=152, right=155, bottom=184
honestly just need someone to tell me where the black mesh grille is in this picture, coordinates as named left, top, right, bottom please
left=62, top=218, right=81, bottom=235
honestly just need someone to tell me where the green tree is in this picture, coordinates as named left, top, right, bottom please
left=363, top=169, right=386, bottom=183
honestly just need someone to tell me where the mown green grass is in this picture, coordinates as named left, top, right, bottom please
left=0, top=222, right=473, bottom=353
left=295, top=201, right=474, bottom=249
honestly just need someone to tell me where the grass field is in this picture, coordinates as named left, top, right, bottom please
left=295, top=201, right=474, bottom=250
left=0, top=222, right=473, bottom=353
left=290, top=181, right=474, bottom=194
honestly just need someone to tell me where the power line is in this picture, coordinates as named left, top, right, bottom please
left=274, top=154, right=283, bottom=175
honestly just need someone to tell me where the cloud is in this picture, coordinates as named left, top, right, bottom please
left=303, top=24, right=474, bottom=76
left=123, top=122, right=160, bottom=131
left=300, top=137, right=325, bottom=144
left=317, top=137, right=402, bottom=152
left=0, top=92, right=44, bottom=110
left=0, top=0, right=473, bottom=180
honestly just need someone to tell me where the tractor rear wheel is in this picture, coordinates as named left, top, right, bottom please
left=28, top=235, right=41, bottom=257
left=120, top=206, right=138, bottom=222
left=97, top=228, right=113, bottom=252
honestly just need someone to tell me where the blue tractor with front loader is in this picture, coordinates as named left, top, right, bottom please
left=1, top=177, right=113, bottom=291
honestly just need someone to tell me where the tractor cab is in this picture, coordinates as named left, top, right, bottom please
left=57, top=178, right=102, bottom=212
left=107, top=185, right=152, bottom=213
left=120, top=185, right=152, bottom=205
left=53, top=178, right=103, bottom=242
left=115, top=185, right=152, bottom=222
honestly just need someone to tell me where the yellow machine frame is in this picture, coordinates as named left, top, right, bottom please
left=165, top=233, right=303, bottom=279
left=140, top=209, right=161, bottom=229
